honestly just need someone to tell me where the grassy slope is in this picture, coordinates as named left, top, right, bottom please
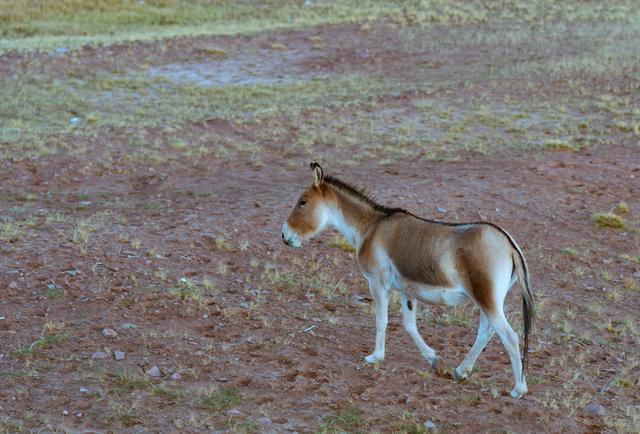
left=0, top=0, right=637, bottom=52
left=1, top=1, right=639, bottom=162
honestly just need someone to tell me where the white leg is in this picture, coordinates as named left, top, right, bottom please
left=455, top=311, right=494, bottom=379
left=400, top=293, right=444, bottom=374
left=364, top=280, right=389, bottom=363
left=489, top=311, right=528, bottom=398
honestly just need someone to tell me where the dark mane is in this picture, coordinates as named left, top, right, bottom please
left=324, top=175, right=407, bottom=216
left=323, top=175, right=509, bottom=232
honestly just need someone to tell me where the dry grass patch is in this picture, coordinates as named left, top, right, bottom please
left=591, top=212, right=625, bottom=229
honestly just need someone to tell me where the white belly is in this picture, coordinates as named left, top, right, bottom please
left=415, top=286, right=469, bottom=306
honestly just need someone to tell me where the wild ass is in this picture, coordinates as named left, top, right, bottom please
left=282, top=163, right=535, bottom=398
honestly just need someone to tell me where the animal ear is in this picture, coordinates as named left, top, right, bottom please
left=310, top=162, right=324, bottom=187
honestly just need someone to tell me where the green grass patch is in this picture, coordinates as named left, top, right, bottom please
left=113, top=371, right=151, bottom=392
left=620, top=254, right=640, bottom=264
left=43, top=288, right=65, bottom=298
left=561, top=246, right=579, bottom=258
left=151, top=384, right=183, bottom=402
left=318, top=403, right=364, bottom=434
left=198, top=387, right=241, bottom=411
left=11, top=333, right=69, bottom=357
left=168, top=278, right=202, bottom=302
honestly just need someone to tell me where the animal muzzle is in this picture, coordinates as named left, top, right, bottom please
left=281, top=223, right=301, bottom=247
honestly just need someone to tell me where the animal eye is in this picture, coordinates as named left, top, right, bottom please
left=299, top=199, right=307, bottom=208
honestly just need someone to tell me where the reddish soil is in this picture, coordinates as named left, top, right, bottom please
left=1, top=21, right=639, bottom=434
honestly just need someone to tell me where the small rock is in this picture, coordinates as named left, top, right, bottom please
left=55, top=47, right=70, bottom=53
left=170, top=372, right=182, bottom=381
left=91, top=351, right=108, bottom=360
left=146, top=366, right=161, bottom=377
left=113, top=351, right=125, bottom=361
left=75, top=412, right=82, bottom=418
left=227, top=409, right=244, bottom=417
left=62, top=410, right=69, bottom=415
left=69, top=117, right=81, bottom=124
left=256, top=417, right=272, bottom=425
left=436, top=207, right=447, bottom=213
left=584, top=403, right=606, bottom=417
left=79, top=387, right=89, bottom=393
left=47, top=283, right=60, bottom=290
left=424, top=420, right=436, bottom=430
left=102, top=328, right=118, bottom=338
left=9, top=281, right=18, bottom=289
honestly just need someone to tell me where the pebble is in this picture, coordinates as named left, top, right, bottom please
left=170, top=372, right=182, bottom=381
left=424, top=420, right=436, bottom=430
left=584, top=403, right=606, bottom=417
left=146, top=366, right=161, bottom=377
left=113, top=351, right=125, bottom=361
left=91, top=351, right=108, bottom=360
left=102, top=328, right=118, bottom=338
left=9, top=281, right=18, bottom=289
left=436, top=207, right=447, bottom=213
left=79, top=387, right=89, bottom=393
left=256, top=417, right=272, bottom=425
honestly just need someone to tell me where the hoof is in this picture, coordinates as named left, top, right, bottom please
left=510, top=387, right=528, bottom=399
left=431, top=357, right=448, bottom=378
left=453, top=367, right=468, bottom=381
left=364, top=353, right=383, bottom=364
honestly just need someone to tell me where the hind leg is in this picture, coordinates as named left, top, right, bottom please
left=455, top=310, right=494, bottom=380
left=488, top=310, right=528, bottom=398
left=400, top=292, right=445, bottom=375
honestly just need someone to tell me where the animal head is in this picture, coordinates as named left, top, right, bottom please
left=281, top=163, right=331, bottom=247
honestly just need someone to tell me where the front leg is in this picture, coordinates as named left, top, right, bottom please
left=364, top=279, right=389, bottom=364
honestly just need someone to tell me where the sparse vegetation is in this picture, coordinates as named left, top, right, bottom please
left=113, top=371, right=151, bottom=392
left=169, top=278, right=202, bottom=302
left=591, top=212, right=625, bottom=229
left=11, top=333, right=69, bottom=358
left=198, top=387, right=241, bottom=411
left=318, top=403, right=364, bottom=434
left=614, top=202, right=630, bottom=214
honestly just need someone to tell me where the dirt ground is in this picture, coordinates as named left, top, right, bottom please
left=1, top=17, right=640, bottom=434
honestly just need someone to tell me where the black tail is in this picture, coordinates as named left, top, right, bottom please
left=513, top=249, right=535, bottom=374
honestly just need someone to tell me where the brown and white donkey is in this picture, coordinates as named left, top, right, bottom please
left=282, top=163, right=535, bottom=398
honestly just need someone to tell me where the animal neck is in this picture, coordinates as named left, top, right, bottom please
left=325, top=186, right=384, bottom=249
